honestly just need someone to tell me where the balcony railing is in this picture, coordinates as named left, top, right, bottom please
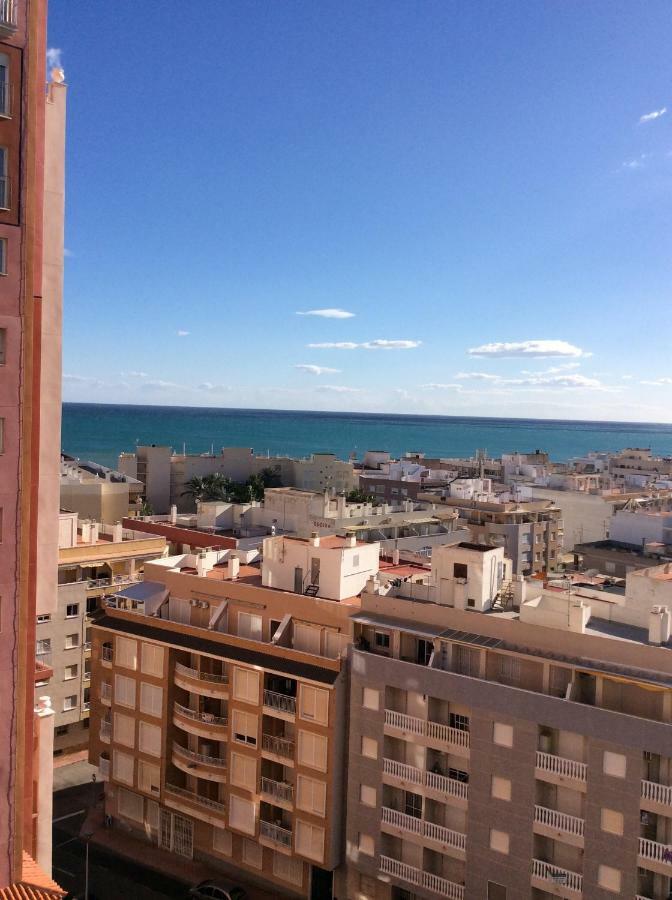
left=535, top=751, right=587, bottom=782
left=174, top=661, right=228, bottom=684
left=172, top=741, right=227, bottom=769
left=379, top=856, right=464, bottom=900
left=384, top=709, right=470, bottom=750
left=639, top=837, right=672, bottom=866
left=0, top=1, right=17, bottom=33
left=173, top=701, right=228, bottom=727
left=531, top=859, right=583, bottom=894
left=100, top=720, right=111, bottom=742
left=261, top=733, right=295, bottom=759
left=259, top=820, right=292, bottom=849
left=101, top=646, right=113, bottom=663
left=263, top=689, right=296, bottom=715
left=260, top=776, right=294, bottom=804
left=534, top=805, right=584, bottom=839
left=100, top=682, right=112, bottom=702
left=383, top=757, right=468, bottom=801
left=381, top=807, right=466, bottom=853
left=98, top=755, right=110, bottom=779
left=165, top=782, right=226, bottom=814
left=641, top=779, right=672, bottom=808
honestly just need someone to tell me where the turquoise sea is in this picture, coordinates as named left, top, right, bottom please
left=61, top=403, right=672, bottom=470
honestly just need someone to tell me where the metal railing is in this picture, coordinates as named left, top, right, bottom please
left=100, top=682, right=112, bottom=702
left=379, top=856, right=464, bottom=900
left=165, top=782, right=226, bottom=814
left=263, top=689, right=296, bottom=715
left=173, top=701, right=228, bottom=727
left=535, top=751, right=587, bottom=782
left=100, top=720, right=111, bottom=742
left=260, top=777, right=294, bottom=804
left=531, top=859, right=583, bottom=893
left=102, top=646, right=113, bottom=662
left=259, top=820, right=292, bottom=848
left=261, top=733, right=295, bottom=759
left=98, top=755, right=110, bottom=779
left=384, top=709, right=470, bottom=750
left=534, top=805, right=584, bottom=838
left=382, top=807, right=466, bottom=852
left=82, top=701, right=91, bottom=711
left=172, top=741, right=227, bottom=768
left=0, top=1, right=17, bottom=31
left=383, top=757, right=468, bottom=801
left=641, top=779, right=672, bottom=808
left=174, top=661, right=229, bottom=684
left=639, top=837, right=672, bottom=865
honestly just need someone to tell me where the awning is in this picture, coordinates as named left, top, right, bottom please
left=114, top=580, right=168, bottom=616
left=351, top=612, right=446, bottom=639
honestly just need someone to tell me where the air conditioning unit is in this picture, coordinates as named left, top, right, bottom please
left=199, top=601, right=210, bottom=609
left=189, top=599, right=198, bottom=607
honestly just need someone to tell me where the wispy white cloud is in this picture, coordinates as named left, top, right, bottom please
left=294, top=364, right=341, bottom=375
left=296, top=308, right=355, bottom=319
left=144, top=379, right=182, bottom=390
left=316, top=384, right=361, bottom=393
left=639, top=107, right=667, bottom=124
left=521, top=362, right=581, bottom=375
left=468, top=340, right=590, bottom=359
left=421, top=383, right=464, bottom=390
left=123, top=370, right=149, bottom=378
left=641, top=377, right=672, bottom=386
left=63, top=247, right=74, bottom=258
left=46, top=47, right=62, bottom=68
left=63, top=373, right=104, bottom=387
left=621, top=374, right=634, bottom=380
left=308, top=339, right=421, bottom=350
left=437, top=372, right=606, bottom=391
left=622, top=154, right=649, bottom=170
left=177, top=330, right=190, bottom=337
left=456, top=372, right=501, bottom=382
left=197, top=381, right=231, bottom=392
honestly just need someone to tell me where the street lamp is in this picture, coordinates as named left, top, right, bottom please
left=81, top=829, right=93, bottom=900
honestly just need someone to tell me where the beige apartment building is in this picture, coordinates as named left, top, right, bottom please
left=88, top=533, right=378, bottom=897
left=35, top=513, right=166, bottom=753
left=60, top=454, right=143, bottom=522
left=345, top=545, right=672, bottom=900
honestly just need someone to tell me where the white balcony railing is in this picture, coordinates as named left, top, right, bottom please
left=0, top=1, right=17, bottom=31
left=174, top=661, right=229, bottom=685
left=535, top=751, right=587, bottom=782
left=382, top=807, right=466, bottom=852
left=384, top=709, right=470, bottom=750
left=263, top=689, right=296, bottom=715
left=641, top=779, right=672, bottom=808
left=172, top=741, right=227, bottom=768
left=261, top=733, right=295, bottom=759
left=534, top=805, right=584, bottom=838
left=173, top=701, right=228, bottom=727
left=379, top=856, right=464, bottom=900
left=165, top=782, right=226, bottom=814
left=383, top=757, right=468, bottom=801
left=101, top=646, right=113, bottom=663
left=531, top=859, right=583, bottom=893
left=260, top=776, right=294, bottom=804
left=259, top=820, right=292, bottom=848
left=639, top=837, right=672, bottom=866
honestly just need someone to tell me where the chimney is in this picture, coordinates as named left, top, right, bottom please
left=310, top=531, right=320, bottom=548
left=80, top=522, right=91, bottom=542
left=228, top=556, right=240, bottom=580
left=89, top=521, right=99, bottom=544
left=649, top=606, right=671, bottom=645
left=170, top=504, right=177, bottom=525
left=345, top=531, right=357, bottom=548
left=392, top=549, right=400, bottom=565
left=196, top=551, right=208, bottom=577
left=112, top=522, right=123, bottom=542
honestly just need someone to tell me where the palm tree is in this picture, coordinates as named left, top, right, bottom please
left=181, top=475, right=208, bottom=502
left=202, top=473, right=233, bottom=501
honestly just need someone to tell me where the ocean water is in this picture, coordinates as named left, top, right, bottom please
left=61, top=403, right=672, bottom=470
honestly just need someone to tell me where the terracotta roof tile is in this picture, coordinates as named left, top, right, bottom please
left=0, top=853, right=66, bottom=900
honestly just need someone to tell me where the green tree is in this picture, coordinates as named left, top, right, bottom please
left=181, top=476, right=208, bottom=502
left=346, top=487, right=376, bottom=505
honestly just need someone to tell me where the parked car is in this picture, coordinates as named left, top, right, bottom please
left=188, top=880, right=248, bottom=900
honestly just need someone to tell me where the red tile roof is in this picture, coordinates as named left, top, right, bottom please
left=0, top=853, right=66, bottom=899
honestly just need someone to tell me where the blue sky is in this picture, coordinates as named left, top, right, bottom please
left=50, top=1, right=672, bottom=421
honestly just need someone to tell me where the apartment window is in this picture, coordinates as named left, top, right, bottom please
left=598, top=865, right=622, bottom=894
left=361, top=736, right=377, bottom=760
left=112, top=750, right=134, bottom=787
left=232, top=709, right=257, bottom=746
left=138, top=761, right=160, bottom=796
left=0, top=238, right=6, bottom=275
left=297, top=730, right=327, bottom=772
left=359, top=784, right=376, bottom=807
left=0, top=328, right=5, bottom=364
left=449, top=768, right=469, bottom=783
left=242, top=839, right=262, bottom=870
left=489, top=829, right=510, bottom=854
left=453, top=563, right=468, bottom=579
left=449, top=712, right=470, bottom=732
left=115, top=636, right=137, bottom=670
left=603, top=751, right=627, bottom=778
left=63, top=695, right=77, bottom=711
left=64, top=664, right=77, bottom=681
left=601, top=808, right=624, bottom=835
left=36, top=613, right=50, bottom=624
left=117, top=788, right=143, bottom=823
left=273, top=853, right=303, bottom=887
left=140, top=643, right=164, bottom=677
left=296, top=774, right=326, bottom=817
left=0, top=52, right=9, bottom=118
left=358, top=833, right=374, bottom=856
left=64, top=633, right=79, bottom=649
left=498, top=656, right=520, bottom=686
left=487, top=883, right=507, bottom=900
left=295, top=820, right=324, bottom=863
left=491, top=775, right=511, bottom=801
left=299, top=684, right=329, bottom=725
left=139, top=682, right=163, bottom=717
left=212, top=828, right=232, bottom=857
left=228, top=794, right=255, bottom=835
left=65, top=603, right=79, bottom=618
left=230, top=752, right=257, bottom=790
left=452, top=644, right=479, bottom=676
left=114, top=674, right=136, bottom=709
left=362, top=687, right=379, bottom=711
left=138, top=720, right=161, bottom=756
left=269, top=619, right=282, bottom=641
left=374, top=631, right=390, bottom=650
left=0, top=147, right=8, bottom=210
left=237, top=611, right=262, bottom=641
left=36, top=638, right=51, bottom=655
left=113, top=712, right=135, bottom=748
left=233, top=666, right=260, bottom=705
left=493, top=722, right=513, bottom=748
